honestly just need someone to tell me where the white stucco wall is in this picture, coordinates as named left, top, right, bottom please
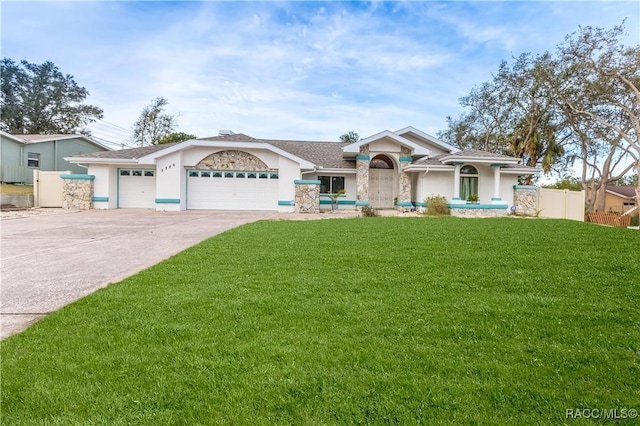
left=88, top=164, right=122, bottom=209
left=415, top=170, right=455, bottom=203
left=155, top=151, right=183, bottom=211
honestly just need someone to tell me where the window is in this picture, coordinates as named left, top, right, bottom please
left=189, top=171, right=199, bottom=177
left=201, top=171, right=211, bottom=178
left=370, top=155, right=394, bottom=169
left=27, top=152, right=40, bottom=168
left=224, top=172, right=234, bottom=178
left=120, top=170, right=131, bottom=176
left=460, top=165, right=478, bottom=201
left=144, top=170, right=155, bottom=177
left=236, top=172, right=245, bottom=178
left=132, top=170, right=142, bottom=176
left=319, top=176, right=345, bottom=193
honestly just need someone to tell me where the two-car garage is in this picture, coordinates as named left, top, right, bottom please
left=117, top=168, right=280, bottom=210
left=186, top=170, right=279, bottom=210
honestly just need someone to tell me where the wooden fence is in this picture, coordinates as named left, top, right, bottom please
left=586, top=212, right=632, bottom=227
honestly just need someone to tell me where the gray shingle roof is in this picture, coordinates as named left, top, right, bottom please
left=199, top=134, right=354, bottom=169
left=607, top=185, right=637, bottom=198
left=71, top=142, right=180, bottom=159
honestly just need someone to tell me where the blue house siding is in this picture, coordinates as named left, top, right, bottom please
left=0, top=135, right=109, bottom=184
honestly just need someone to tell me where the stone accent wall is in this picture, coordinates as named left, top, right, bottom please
left=356, top=144, right=370, bottom=206
left=450, top=207, right=508, bottom=217
left=62, top=177, right=94, bottom=210
left=295, top=181, right=320, bottom=213
left=513, top=186, right=539, bottom=216
left=398, top=147, right=412, bottom=205
left=194, top=150, right=270, bottom=171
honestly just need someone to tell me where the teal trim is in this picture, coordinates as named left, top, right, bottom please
left=355, top=201, right=370, bottom=207
left=60, top=174, right=95, bottom=180
left=92, top=196, right=109, bottom=202
left=453, top=162, right=465, bottom=166
left=491, top=197, right=503, bottom=201
left=513, top=185, right=538, bottom=189
left=491, top=163, right=506, bottom=168
left=294, top=179, right=321, bottom=185
left=320, top=199, right=356, bottom=205
left=356, top=155, right=370, bottom=161
left=399, top=156, right=412, bottom=162
left=278, top=200, right=295, bottom=206
left=396, top=201, right=413, bottom=207
left=448, top=204, right=509, bottom=210
left=155, top=198, right=180, bottom=204
left=413, top=201, right=426, bottom=207
left=452, top=197, right=462, bottom=200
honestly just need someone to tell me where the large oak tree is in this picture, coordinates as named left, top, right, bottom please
left=0, top=58, right=103, bottom=134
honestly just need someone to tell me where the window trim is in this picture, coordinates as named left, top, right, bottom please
left=27, top=152, right=40, bottom=168
left=318, top=175, right=345, bottom=194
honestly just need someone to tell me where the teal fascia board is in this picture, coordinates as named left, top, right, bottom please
left=92, top=196, right=109, bottom=202
left=155, top=198, right=180, bottom=204
left=399, top=156, right=412, bottom=162
left=491, top=197, right=503, bottom=201
left=513, top=185, right=538, bottom=189
left=278, top=200, right=295, bottom=206
left=396, top=201, right=413, bottom=207
left=491, top=163, right=506, bottom=168
left=294, top=180, right=321, bottom=185
left=356, top=155, right=370, bottom=161
left=355, top=201, right=370, bottom=206
left=448, top=204, right=509, bottom=210
left=60, top=174, right=95, bottom=180
left=320, top=199, right=356, bottom=205
left=413, top=201, right=426, bottom=207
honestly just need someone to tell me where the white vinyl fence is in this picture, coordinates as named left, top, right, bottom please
left=537, top=188, right=585, bottom=221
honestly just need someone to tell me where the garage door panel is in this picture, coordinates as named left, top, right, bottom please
left=187, top=170, right=278, bottom=210
left=119, top=169, right=156, bottom=208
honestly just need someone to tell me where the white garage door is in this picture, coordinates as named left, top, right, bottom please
left=187, top=170, right=279, bottom=210
left=118, top=169, right=156, bottom=208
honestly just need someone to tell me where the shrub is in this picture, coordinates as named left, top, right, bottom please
left=360, top=206, right=379, bottom=217
left=425, top=195, right=450, bottom=216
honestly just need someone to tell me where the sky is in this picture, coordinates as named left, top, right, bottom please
left=1, top=1, right=639, bottom=149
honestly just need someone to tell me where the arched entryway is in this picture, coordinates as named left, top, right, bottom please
left=369, top=155, right=395, bottom=208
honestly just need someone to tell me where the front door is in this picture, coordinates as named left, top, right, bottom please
left=369, top=169, right=395, bottom=208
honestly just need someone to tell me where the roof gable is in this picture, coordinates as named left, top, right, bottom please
left=394, top=126, right=459, bottom=154
left=342, top=130, right=431, bottom=157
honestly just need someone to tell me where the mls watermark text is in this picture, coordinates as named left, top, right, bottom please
left=566, top=408, right=637, bottom=420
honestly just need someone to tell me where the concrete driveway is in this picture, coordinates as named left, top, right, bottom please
left=0, top=209, right=281, bottom=339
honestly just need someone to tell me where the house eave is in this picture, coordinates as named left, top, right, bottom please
left=138, top=140, right=316, bottom=169
left=65, top=157, right=143, bottom=165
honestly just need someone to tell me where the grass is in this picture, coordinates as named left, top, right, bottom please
left=0, top=183, right=33, bottom=195
left=1, top=217, right=639, bottom=424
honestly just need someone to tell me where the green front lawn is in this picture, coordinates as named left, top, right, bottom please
left=2, top=218, right=639, bottom=424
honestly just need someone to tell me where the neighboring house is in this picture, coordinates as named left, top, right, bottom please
left=65, top=126, right=539, bottom=215
left=604, top=186, right=637, bottom=214
left=0, top=131, right=111, bottom=184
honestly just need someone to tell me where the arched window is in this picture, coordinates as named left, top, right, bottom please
left=460, top=165, right=478, bottom=202
left=370, top=155, right=394, bottom=169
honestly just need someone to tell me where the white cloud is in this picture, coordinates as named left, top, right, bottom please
left=1, top=1, right=638, bottom=146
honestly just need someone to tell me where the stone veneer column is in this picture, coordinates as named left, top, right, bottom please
left=294, top=180, right=320, bottom=213
left=513, top=185, right=539, bottom=216
left=397, top=147, right=413, bottom=209
left=355, top=144, right=370, bottom=207
left=61, top=174, right=94, bottom=210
